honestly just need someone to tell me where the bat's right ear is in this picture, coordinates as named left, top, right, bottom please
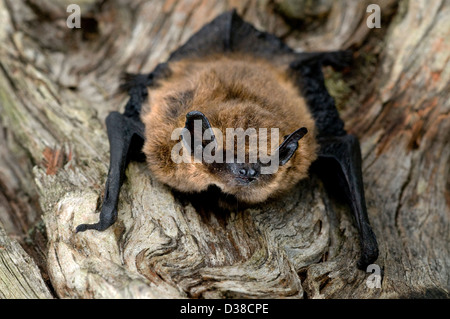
left=182, top=111, right=217, bottom=156
left=276, top=127, right=308, bottom=166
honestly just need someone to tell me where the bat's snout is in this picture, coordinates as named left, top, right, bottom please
left=230, top=163, right=260, bottom=184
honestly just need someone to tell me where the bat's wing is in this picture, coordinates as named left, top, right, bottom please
left=314, top=135, right=379, bottom=269
left=290, top=52, right=379, bottom=269
left=76, top=109, right=145, bottom=232
left=76, top=10, right=379, bottom=269
left=167, top=9, right=294, bottom=63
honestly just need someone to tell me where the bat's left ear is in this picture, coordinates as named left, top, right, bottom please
left=182, top=111, right=217, bottom=156
left=276, top=127, right=308, bottom=166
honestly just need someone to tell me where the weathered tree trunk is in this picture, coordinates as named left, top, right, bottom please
left=0, top=0, right=448, bottom=298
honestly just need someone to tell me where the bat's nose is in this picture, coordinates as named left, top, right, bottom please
left=239, top=168, right=257, bottom=177
left=229, top=162, right=261, bottom=184
left=239, top=167, right=256, bottom=177
left=237, top=166, right=259, bottom=179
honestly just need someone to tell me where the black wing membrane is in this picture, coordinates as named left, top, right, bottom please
left=289, top=50, right=379, bottom=269
left=75, top=110, right=145, bottom=232
left=167, top=9, right=294, bottom=62
left=77, top=10, right=378, bottom=269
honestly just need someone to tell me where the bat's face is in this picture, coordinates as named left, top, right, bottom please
left=179, top=111, right=310, bottom=203
left=141, top=56, right=319, bottom=205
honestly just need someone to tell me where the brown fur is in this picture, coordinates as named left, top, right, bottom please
left=141, top=54, right=318, bottom=203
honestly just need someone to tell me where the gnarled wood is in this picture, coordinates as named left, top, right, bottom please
left=0, top=0, right=448, bottom=298
left=0, top=225, right=52, bottom=298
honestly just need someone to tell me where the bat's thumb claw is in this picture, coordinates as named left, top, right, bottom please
left=75, top=222, right=107, bottom=232
left=75, top=223, right=93, bottom=233
left=357, top=243, right=379, bottom=270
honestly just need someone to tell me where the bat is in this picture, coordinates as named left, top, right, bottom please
left=76, top=10, right=379, bottom=270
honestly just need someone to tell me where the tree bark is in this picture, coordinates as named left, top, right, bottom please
left=0, top=0, right=448, bottom=298
left=0, top=225, right=52, bottom=298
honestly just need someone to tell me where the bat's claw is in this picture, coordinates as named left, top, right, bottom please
left=357, top=249, right=379, bottom=270
left=75, top=222, right=110, bottom=233
left=75, top=223, right=98, bottom=232
left=357, top=228, right=379, bottom=270
left=75, top=207, right=117, bottom=232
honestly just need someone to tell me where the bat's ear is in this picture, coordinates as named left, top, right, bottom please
left=276, top=127, right=308, bottom=166
left=182, top=111, right=217, bottom=155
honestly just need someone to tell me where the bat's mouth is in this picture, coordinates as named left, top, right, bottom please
left=235, top=176, right=256, bottom=185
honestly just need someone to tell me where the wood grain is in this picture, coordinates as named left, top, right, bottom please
left=0, top=0, right=448, bottom=298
